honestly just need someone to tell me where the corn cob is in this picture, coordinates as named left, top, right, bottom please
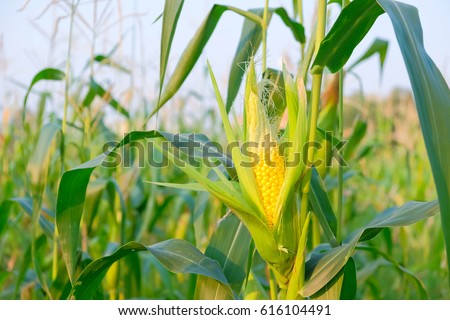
left=253, top=147, right=285, bottom=228
left=247, top=90, right=285, bottom=229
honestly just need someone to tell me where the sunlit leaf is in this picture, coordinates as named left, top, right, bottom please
left=159, top=0, right=184, bottom=98
left=348, top=38, right=389, bottom=73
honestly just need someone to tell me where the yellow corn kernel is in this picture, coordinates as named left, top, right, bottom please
left=253, top=147, right=285, bottom=229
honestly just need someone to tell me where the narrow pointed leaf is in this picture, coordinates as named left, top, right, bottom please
left=343, top=119, right=367, bottom=161
left=27, top=122, right=60, bottom=192
left=273, top=8, right=305, bottom=44
left=208, top=62, right=263, bottom=216
left=9, top=198, right=54, bottom=238
left=147, top=181, right=207, bottom=192
left=376, top=0, right=450, bottom=285
left=159, top=0, right=184, bottom=96
left=23, top=68, right=65, bottom=122
left=286, top=213, right=310, bottom=299
left=339, top=257, right=357, bottom=300
left=70, top=240, right=230, bottom=299
left=348, top=38, right=389, bottom=72
left=82, top=79, right=129, bottom=118
left=244, top=271, right=269, bottom=299
left=302, top=200, right=439, bottom=297
left=311, top=0, right=384, bottom=74
left=309, top=168, right=338, bottom=246
left=153, top=5, right=262, bottom=116
left=195, top=214, right=251, bottom=299
left=92, top=54, right=131, bottom=73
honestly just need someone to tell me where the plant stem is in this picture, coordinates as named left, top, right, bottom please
left=299, top=24, right=316, bottom=83
left=32, top=195, right=53, bottom=298
left=337, top=0, right=346, bottom=244
left=54, top=0, right=78, bottom=283
left=268, top=267, right=278, bottom=300
left=62, top=0, right=77, bottom=147
left=262, top=0, right=269, bottom=72
left=296, top=0, right=303, bottom=25
left=300, top=0, right=327, bottom=226
left=296, top=0, right=305, bottom=57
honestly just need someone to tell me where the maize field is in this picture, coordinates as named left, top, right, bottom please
left=0, top=0, right=449, bottom=301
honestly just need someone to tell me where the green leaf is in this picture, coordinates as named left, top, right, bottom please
left=27, top=122, right=60, bottom=298
left=309, top=168, right=338, bottom=246
left=9, top=197, right=54, bottom=239
left=82, top=78, right=129, bottom=118
left=36, top=92, right=50, bottom=128
left=208, top=62, right=264, bottom=217
left=243, top=271, right=269, bottom=299
left=311, top=0, right=384, bottom=74
left=159, top=0, right=184, bottom=98
left=356, top=246, right=428, bottom=299
left=376, top=0, right=450, bottom=286
left=152, top=5, right=262, bottom=117
left=0, top=197, right=55, bottom=238
left=56, top=131, right=162, bottom=283
left=348, top=38, right=389, bottom=72
left=195, top=214, right=251, bottom=299
left=273, top=8, right=305, bottom=44
left=151, top=4, right=304, bottom=117
left=15, top=242, right=32, bottom=297
left=302, top=200, right=439, bottom=297
left=286, top=213, right=310, bottom=299
left=311, top=0, right=450, bottom=285
left=282, top=67, right=299, bottom=143
left=328, top=0, right=351, bottom=7
left=343, top=119, right=367, bottom=161
left=56, top=127, right=282, bottom=288
left=82, top=44, right=128, bottom=73
left=147, top=181, right=207, bottom=192
left=56, top=128, right=255, bottom=287
left=105, top=178, right=127, bottom=245
left=307, top=244, right=345, bottom=300
left=310, top=269, right=344, bottom=300
left=193, top=183, right=213, bottom=246
left=70, top=240, right=230, bottom=299
left=23, top=68, right=65, bottom=122
left=27, top=123, right=60, bottom=193
left=339, top=257, right=357, bottom=300
left=157, top=131, right=233, bottom=169
left=93, top=54, right=131, bottom=73
left=0, top=201, right=12, bottom=236
left=264, top=68, right=286, bottom=119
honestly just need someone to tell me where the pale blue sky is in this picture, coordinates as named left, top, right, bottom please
left=1, top=0, right=449, bottom=115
